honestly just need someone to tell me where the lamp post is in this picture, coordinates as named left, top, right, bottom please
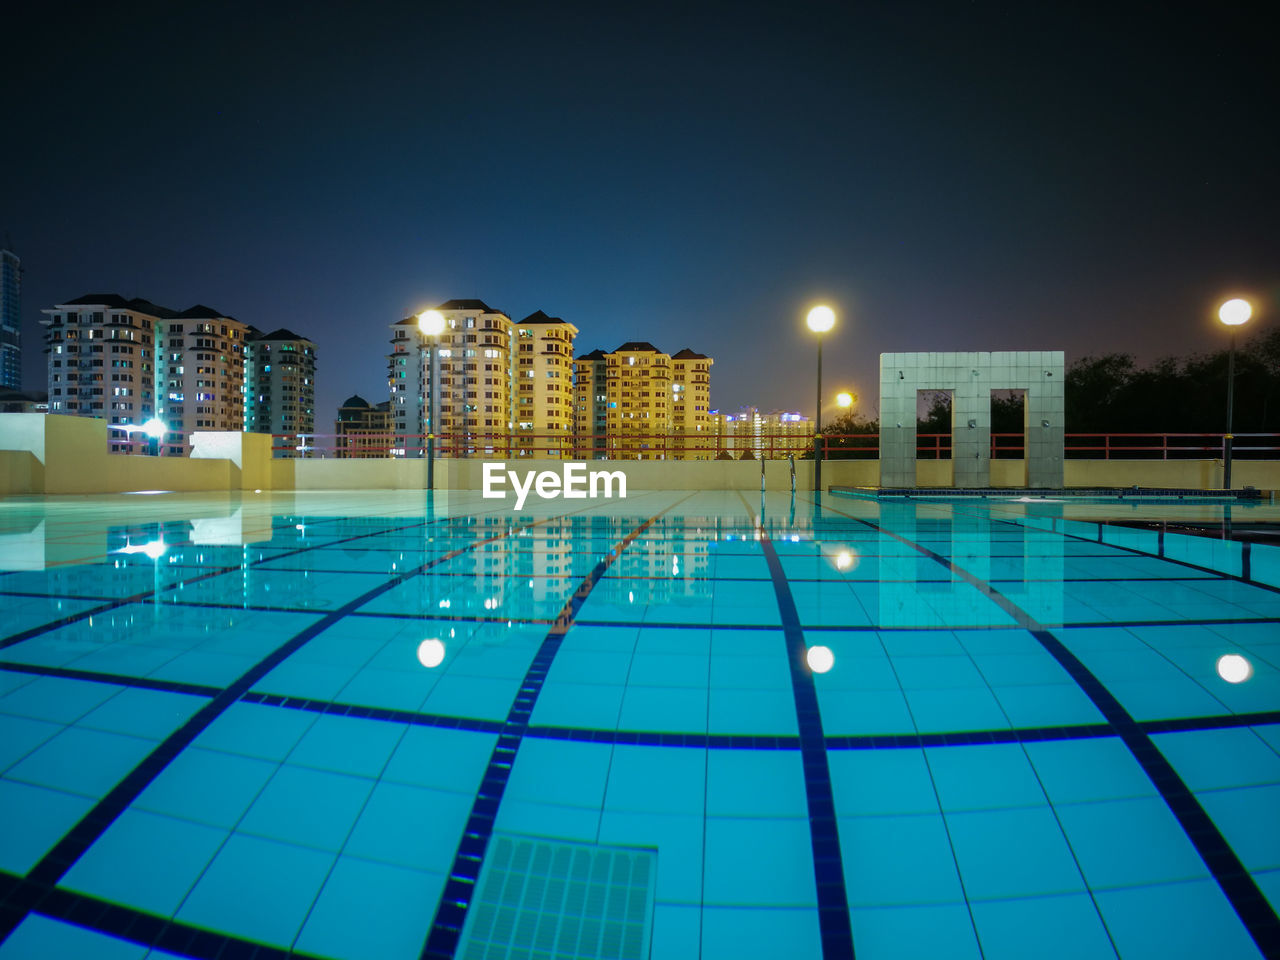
left=806, top=305, right=836, bottom=493
left=418, top=310, right=446, bottom=490
left=1218, top=298, right=1251, bottom=490
left=142, top=417, right=166, bottom=457
left=836, top=391, right=853, bottom=410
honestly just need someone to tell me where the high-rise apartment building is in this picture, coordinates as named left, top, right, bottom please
left=573, top=341, right=714, bottom=460
left=0, top=249, right=20, bottom=389
left=335, top=394, right=392, bottom=458
left=244, top=327, right=316, bottom=454
left=388, top=299, right=515, bottom=457
left=714, top=407, right=812, bottom=458
left=41, top=295, right=161, bottom=452
left=514, top=311, right=577, bottom=458
left=154, top=307, right=248, bottom=456
left=42, top=296, right=247, bottom=455
left=671, top=348, right=714, bottom=458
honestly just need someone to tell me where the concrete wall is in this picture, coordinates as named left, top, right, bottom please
left=4, top=413, right=1280, bottom=496
left=880, top=351, right=1065, bottom=487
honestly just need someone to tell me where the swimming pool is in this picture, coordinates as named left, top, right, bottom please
left=0, top=490, right=1277, bottom=959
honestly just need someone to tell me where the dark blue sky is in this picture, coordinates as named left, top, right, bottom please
left=5, top=1, right=1277, bottom=424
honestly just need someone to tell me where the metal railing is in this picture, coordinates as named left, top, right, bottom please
left=92, top=428, right=1280, bottom=460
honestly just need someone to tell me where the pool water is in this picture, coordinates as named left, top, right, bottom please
left=0, top=490, right=1277, bottom=960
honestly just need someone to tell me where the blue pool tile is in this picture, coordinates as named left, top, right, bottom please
left=134, top=746, right=277, bottom=829
left=603, top=744, right=706, bottom=816
left=0, top=713, right=60, bottom=771
left=926, top=742, right=1047, bottom=811
left=0, top=914, right=147, bottom=960
left=0, top=675, right=121, bottom=725
left=238, top=765, right=373, bottom=852
left=1197, top=784, right=1280, bottom=872
left=1025, top=738, right=1157, bottom=804
left=904, top=687, right=1009, bottom=733
left=618, top=685, right=709, bottom=734
left=380, top=725, right=497, bottom=794
left=192, top=701, right=318, bottom=761
left=818, top=687, right=915, bottom=735
left=1094, top=877, right=1264, bottom=960
left=829, top=748, right=939, bottom=816
left=708, top=687, right=797, bottom=736
left=494, top=797, right=602, bottom=844
left=700, top=906, right=822, bottom=960
left=176, top=833, right=335, bottom=948
left=946, top=805, right=1086, bottom=900
left=841, top=813, right=966, bottom=906
left=505, top=739, right=612, bottom=810
left=990, top=682, right=1105, bottom=727
left=62, top=808, right=228, bottom=915
left=529, top=680, right=626, bottom=728
left=850, top=902, right=982, bottom=960
left=421, top=673, right=520, bottom=722
left=0, top=779, right=93, bottom=873
left=970, top=892, right=1117, bottom=959
left=286, top=712, right=407, bottom=779
left=706, top=749, right=806, bottom=818
left=1154, top=728, right=1280, bottom=792
left=703, top=817, right=816, bottom=906
left=344, top=781, right=471, bottom=874
left=6, top=725, right=154, bottom=798
left=294, top=855, right=443, bottom=960
left=650, top=904, right=702, bottom=960
left=598, top=810, right=703, bottom=903
left=1054, top=796, right=1209, bottom=888
left=78, top=687, right=206, bottom=741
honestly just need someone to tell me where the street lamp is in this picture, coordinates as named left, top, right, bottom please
left=142, top=417, right=166, bottom=457
left=1218, top=298, right=1251, bottom=490
left=806, top=305, right=836, bottom=493
left=836, top=391, right=854, bottom=409
left=418, top=309, right=446, bottom=490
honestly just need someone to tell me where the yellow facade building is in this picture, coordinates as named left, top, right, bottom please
left=574, top=341, right=714, bottom=460
left=514, top=311, right=577, bottom=459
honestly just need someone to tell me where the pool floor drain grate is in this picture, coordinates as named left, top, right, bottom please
left=457, top=833, right=657, bottom=960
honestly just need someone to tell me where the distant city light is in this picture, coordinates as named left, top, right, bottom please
left=806, top=305, right=835, bottom=333
left=417, top=638, right=446, bottom=668
left=806, top=645, right=834, bottom=673
left=1216, top=653, right=1252, bottom=683
left=1218, top=299, right=1252, bottom=326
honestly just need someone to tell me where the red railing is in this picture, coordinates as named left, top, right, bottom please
left=266, top=431, right=1280, bottom=461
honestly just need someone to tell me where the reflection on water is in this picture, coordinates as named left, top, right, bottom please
left=417, top=638, right=446, bottom=668
left=1216, top=653, right=1253, bottom=684
left=806, top=645, right=835, bottom=673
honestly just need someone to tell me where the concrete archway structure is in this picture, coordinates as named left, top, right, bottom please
left=879, top=351, right=1065, bottom=488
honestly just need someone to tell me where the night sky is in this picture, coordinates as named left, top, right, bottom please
left=5, top=1, right=1277, bottom=424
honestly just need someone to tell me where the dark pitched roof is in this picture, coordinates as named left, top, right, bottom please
left=576, top=349, right=608, bottom=361
left=437, top=299, right=500, bottom=313
left=64, top=294, right=131, bottom=308
left=672, top=348, right=708, bottom=360
left=340, top=395, right=370, bottom=409
left=615, top=341, right=662, bottom=353
left=252, top=327, right=312, bottom=343
left=519, top=309, right=566, bottom=325
left=62, top=294, right=179, bottom=318
left=177, top=304, right=230, bottom=320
